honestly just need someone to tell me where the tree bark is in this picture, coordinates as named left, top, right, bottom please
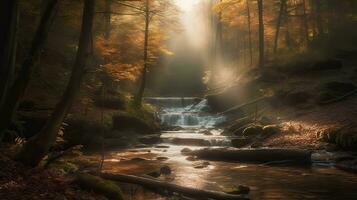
left=99, top=173, right=249, bottom=200
left=16, top=0, right=95, bottom=167
left=134, top=0, right=150, bottom=107
left=273, top=0, right=286, bottom=53
left=257, top=0, right=264, bottom=68
left=302, top=0, right=310, bottom=45
left=104, top=0, right=111, bottom=39
left=0, top=0, right=18, bottom=110
left=246, top=0, right=253, bottom=67
left=0, top=0, right=58, bottom=135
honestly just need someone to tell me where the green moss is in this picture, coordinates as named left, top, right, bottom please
left=76, top=173, right=124, bottom=200
left=52, top=162, right=79, bottom=173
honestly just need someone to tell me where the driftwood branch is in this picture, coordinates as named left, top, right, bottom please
left=98, top=173, right=249, bottom=200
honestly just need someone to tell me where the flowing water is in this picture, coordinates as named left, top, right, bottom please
left=103, top=97, right=357, bottom=200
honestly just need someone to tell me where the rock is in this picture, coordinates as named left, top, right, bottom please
left=172, top=138, right=210, bottom=146
left=156, top=157, right=169, bottom=161
left=155, top=145, right=170, bottom=149
left=135, top=144, right=149, bottom=148
left=112, top=114, right=158, bottom=134
left=243, top=125, right=263, bottom=138
left=262, top=125, right=281, bottom=137
left=181, top=148, right=193, bottom=154
left=147, top=171, right=161, bottom=178
left=193, top=161, right=210, bottom=169
left=130, top=157, right=147, bottom=162
left=186, top=156, right=198, bottom=161
left=139, top=135, right=162, bottom=145
left=231, top=138, right=252, bottom=148
left=160, top=165, right=172, bottom=175
left=76, top=173, right=124, bottom=200
left=223, top=185, right=250, bottom=195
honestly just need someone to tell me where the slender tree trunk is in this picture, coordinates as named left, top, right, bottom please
left=302, top=0, right=309, bottom=44
left=273, top=0, right=286, bottom=53
left=0, top=0, right=58, bottom=135
left=246, top=0, right=253, bottom=67
left=134, top=0, right=149, bottom=107
left=257, top=0, right=264, bottom=68
left=104, top=0, right=111, bottom=39
left=0, top=0, right=18, bottom=112
left=315, top=0, right=323, bottom=38
left=16, top=0, right=95, bottom=167
left=284, top=2, right=292, bottom=50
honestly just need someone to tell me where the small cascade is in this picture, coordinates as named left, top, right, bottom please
left=146, top=97, right=226, bottom=128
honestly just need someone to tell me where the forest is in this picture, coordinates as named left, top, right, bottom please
left=0, top=0, right=357, bottom=199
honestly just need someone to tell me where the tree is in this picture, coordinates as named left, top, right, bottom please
left=0, top=0, right=18, bottom=113
left=16, top=0, right=95, bottom=167
left=0, top=0, right=59, bottom=137
left=257, top=0, right=265, bottom=68
left=246, top=0, right=253, bottom=66
left=134, top=0, right=150, bottom=107
left=273, top=0, right=287, bottom=53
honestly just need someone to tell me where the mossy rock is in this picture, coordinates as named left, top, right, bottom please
left=262, top=125, right=281, bottom=137
left=76, top=173, right=124, bottom=200
left=52, top=162, right=79, bottom=173
left=223, top=185, right=250, bottom=195
left=243, top=124, right=263, bottom=138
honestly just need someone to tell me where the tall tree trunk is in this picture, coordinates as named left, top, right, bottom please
left=302, top=0, right=310, bottom=45
left=246, top=0, right=253, bottom=67
left=16, top=0, right=95, bottom=167
left=257, top=0, right=264, bottom=68
left=104, top=0, right=111, bottom=39
left=0, top=0, right=18, bottom=113
left=314, top=0, right=323, bottom=38
left=284, top=1, right=292, bottom=50
left=134, top=0, right=149, bottom=107
left=0, top=0, right=58, bottom=135
left=273, top=0, right=286, bottom=53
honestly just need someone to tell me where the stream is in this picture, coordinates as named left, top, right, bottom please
left=103, top=97, right=357, bottom=200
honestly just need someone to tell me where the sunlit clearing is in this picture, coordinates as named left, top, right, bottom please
left=175, top=0, right=200, bottom=11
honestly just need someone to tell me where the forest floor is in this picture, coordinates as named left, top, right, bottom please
left=262, top=95, right=357, bottom=149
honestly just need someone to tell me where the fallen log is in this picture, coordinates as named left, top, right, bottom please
left=189, top=148, right=311, bottom=164
left=98, top=172, right=249, bottom=200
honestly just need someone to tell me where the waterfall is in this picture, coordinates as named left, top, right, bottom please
left=146, top=97, right=226, bottom=128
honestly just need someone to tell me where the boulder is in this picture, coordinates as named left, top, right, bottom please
left=242, top=125, right=263, bottom=138
left=181, top=148, right=193, bottom=154
left=262, top=125, right=281, bottom=137
left=223, top=185, right=250, bottom=195
left=160, top=165, right=172, bottom=175
left=76, top=173, right=124, bottom=200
